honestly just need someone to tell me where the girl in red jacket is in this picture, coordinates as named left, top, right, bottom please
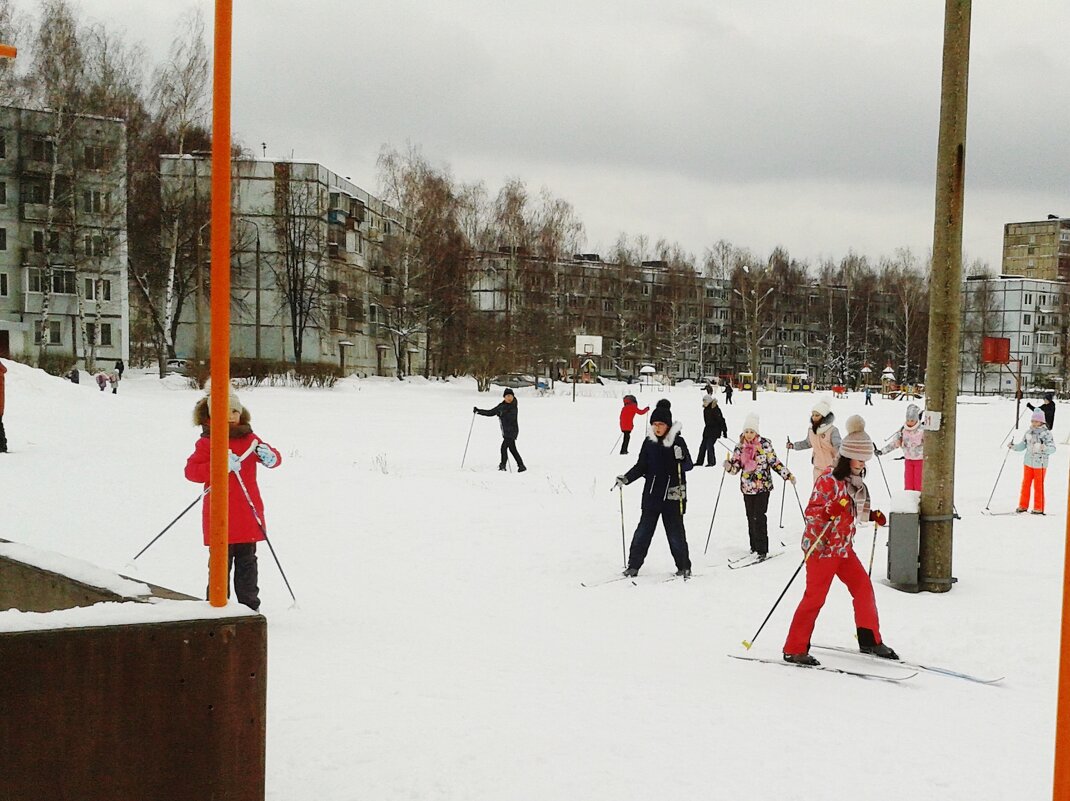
left=184, top=390, right=281, bottom=611
left=782, top=415, right=897, bottom=665
left=618, top=394, right=649, bottom=455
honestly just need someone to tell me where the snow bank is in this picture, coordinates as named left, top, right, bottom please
left=0, top=598, right=255, bottom=633
left=0, top=540, right=150, bottom=597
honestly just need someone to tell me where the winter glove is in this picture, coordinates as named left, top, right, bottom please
left=674, top=445, right=683, bottom=460
left=789, top=475, right=797, bottom=485
left=227, top=452, right=242, bottom=473
left=722, top=459, right=733, bottom=471
left=255, top=444, right=278, bottom=468
left=473, top=406, right=479, bottom=413
left=825, top=497, right=851, bottom=518
left=614, top=475, right=628, bottom=488
left=786, top=440, right=794, bottom=450
left=870, top=510, right=887, bottom=527
left=873, top=443, right=881, bottom=455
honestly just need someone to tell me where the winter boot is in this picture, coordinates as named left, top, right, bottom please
left=858, top=627, right=899, bottom=660
left=622, top=567, right=639, bottom=577
left=1015, top=507, right=1027, bottom=513
left=517, top=464, right=527, bottom=473
left=674, top=568, right=691, bottom=578
left=1031, top=510, right=1045, bottom=515
left=783, top=653, right=820, bottom=666
left=498, top=463, right=507, bottom=471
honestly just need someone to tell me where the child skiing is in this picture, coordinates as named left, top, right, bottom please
left=723, top=413, right=795, bottom=560
left=1026, top=391, right=1056, bottom=432
left=695, top=395, right=728, bottom=466
left=786, top=397, right=841, bottom=481
left=474, top=387, right=526, bottom=472
left=782, top=415, right=896, bottom=666
left=878, top=403, right=925, bottom=491
left=618, top=394, right=649, bottom=455
left=1010, top=409, right=1056, bottom=514
left=184, top=389, right=282, bottom=611
left=615, top=400, right=693, bottom=577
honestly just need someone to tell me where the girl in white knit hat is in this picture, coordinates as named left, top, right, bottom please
left=723, top=412, right=795, bottom=560
left=782, top=415, right=896, bottom=666
left=786, top=397, right=841, bottom=482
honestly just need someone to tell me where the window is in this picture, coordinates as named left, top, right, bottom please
left=25, top=182, right=46, bottom=204
left=84, top=235, right=110, bottom=257
left=1037, top=333, right=1053, bottom=345
left=84, top=278, right=112, bottom=301
left=82, top=190, right=109, bottom=214
left=30, top=137, right=54, bottom=162
left=34, top=320, right=62, bottom=345
left=29, top=269, right=41, bottom=293
left=641, top=284, right=650, bottom=296
left=0, top=180, right=5, bottom=205
left=52, top=269, right=76, bottom=295
left=1038, top=354, right=1054, bottom=367
left=0, top=228, right=5, bottom=251
left=1021, top=334, right=1031, bottom=347
left=86, top=323, right=113, bottom=347
left=1039, top=294, right=1047, bottom=305
left=1024, top=314, right=1032, bottom=326
left=84, top=145, right=111, bottom=169
left=49, top=231, right=60, bottom=253
left=0, top=273, right=7, bottom=297
left=1024, top=293, right=1033, bottom=305
left=0, top=134, right=5, bottom=158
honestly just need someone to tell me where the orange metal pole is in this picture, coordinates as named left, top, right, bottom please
left=1055, top=467, right=1070, bottom=796
left=208, top=0, right=233, bottom=607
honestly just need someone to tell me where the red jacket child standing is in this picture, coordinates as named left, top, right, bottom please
left=184, top=389, right=281, bottom=610
left=782, top=415, right=897, bottom=666
left=618, top=394, right=649, bottom=455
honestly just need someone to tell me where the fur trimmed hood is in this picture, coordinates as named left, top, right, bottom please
left=192, top=395, right=251, bottom=427
left=813, top=411, right=835, bottom=435
left=647, top=420, right=683, bottom=446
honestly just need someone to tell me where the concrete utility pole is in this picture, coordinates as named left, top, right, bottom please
left=919, top=0, right=971, bottom=594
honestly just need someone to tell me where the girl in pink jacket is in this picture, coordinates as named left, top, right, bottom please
left=878, top=404, right=925, bottom=491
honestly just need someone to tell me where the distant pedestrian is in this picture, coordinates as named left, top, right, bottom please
left=68, top=367, right=80, bottom=384
left=0, top=359, right=8, bottom=453
left=877, top=403, right=925, bottom=491
left=615, top=400, right=693, bottom=577
left=184, top=389, right=282, bottom=610
left=864, top=385, right=873, bottom=405
left=1026, top=391, right=1056, bottom=432
left=695, top=394, right=728, bottom=466
left=723, top=380, right=734, bottom=405
left=618, top=394, right=649, bottom=455
left=474, top=388, right=526, bottom=472
left=108, top=369, right=120, bottom=394
left=1010, top=410, right=1056, bottom=515
left=787, top=397, right=841, bottom=481
left=95, top=372, right=109, bottom=392
left=114, top=359, right=125, bottom=380
left=723, top=413, right=795, bottom=560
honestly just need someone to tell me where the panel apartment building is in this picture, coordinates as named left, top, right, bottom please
left=1002, top=216, right=1070, bottom=281
left=468, top=251, right=906, bottom=385
left=0, top=105, right=128, bottom=367
left=161, top=156, right=425, bottom=376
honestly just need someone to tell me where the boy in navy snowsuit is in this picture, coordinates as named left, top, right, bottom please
left=615, top=400, right=693, bottom=577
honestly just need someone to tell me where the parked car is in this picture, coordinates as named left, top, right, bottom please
left=163, top=358, right=191, bottom=376
left=490, top=373, right=536, bottom=389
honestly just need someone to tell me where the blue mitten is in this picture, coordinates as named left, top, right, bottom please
left=256, top=444, right=278, bottom=468
left=228, top=452, right=242, bottom=473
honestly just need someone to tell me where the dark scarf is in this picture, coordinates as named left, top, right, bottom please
left=200, top=423, right=253, bottom=439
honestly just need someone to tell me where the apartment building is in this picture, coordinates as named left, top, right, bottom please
left=161, top=156, right=424, bottom=376
left=959, top=275, right=1067, bottom=394
left=468, top=252, right=905, bottom=385
left=0, top=105, right=128, bottom=366
left=1002, top=216, right=1070, bottom=281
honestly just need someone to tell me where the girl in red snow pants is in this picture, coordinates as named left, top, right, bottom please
left=783, top=552, right=881, bottom=654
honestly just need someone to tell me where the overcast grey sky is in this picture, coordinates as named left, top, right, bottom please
left=69, top=0, right=1070, bottom=268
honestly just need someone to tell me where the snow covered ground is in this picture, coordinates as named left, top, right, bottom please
left=1, top=360, right=1065, bottom=800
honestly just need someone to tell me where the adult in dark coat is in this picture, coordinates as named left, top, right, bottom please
left=615, top=400, right=693, bottom=577
left=1027, top=392, right=1056, bottom=431
left=114, top=359, right=125, bottom=380
left=695, top=394, right=728, bottom=466
left=723, top=380, right=734, bottom=405
left=475, top=388, right=526, bottom=472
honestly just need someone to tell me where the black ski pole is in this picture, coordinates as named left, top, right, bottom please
left=985, top=442, right=1015, bottom=511
left=610, top=432, right=623, bottom=455
left=874, top=451, right=892, bottom=497
left=742, top=517, right=836, bottom=650
left=791, top=480, right=807, bottom=521
left=132, top=487, right=209, bottom=561
left=234, top=469, right=297, bottom=605
left=867, top=522, right=880, bottom=577
left=704, top=439, right=734, bottom=554
left=461, top=411, right=476, bottom=468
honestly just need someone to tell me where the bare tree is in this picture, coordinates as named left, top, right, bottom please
left=273, top=162, right=329, bottom=364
